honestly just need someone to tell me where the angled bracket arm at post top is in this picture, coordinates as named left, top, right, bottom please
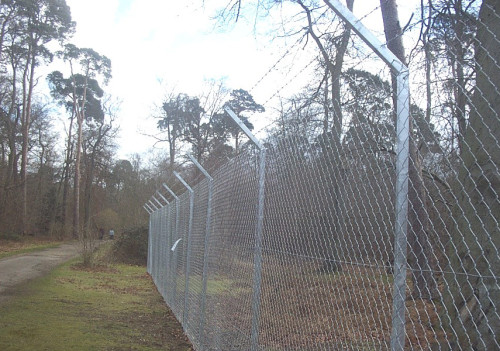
left=148, top=200, right=159, bottom=211
left=322, top=0, right=407, bottom=74
left=156, top=191, right=170, bottom=205
left=163, top=183, right=178, bottom=200
left=224, top=107, right=264, bottom=150
left=188, top=154, right=213, bottom=181
left=145, top=202, right=155, bottom=212
left=152, top=195, right=164, bottom=208
left=174, top=171, right=193, bottom=193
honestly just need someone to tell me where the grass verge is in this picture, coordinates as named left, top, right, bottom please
left=0, top=240, right=62, bottom=260
left=0, top=259, right=193, bottom=351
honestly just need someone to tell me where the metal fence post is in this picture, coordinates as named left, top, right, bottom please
left=139, top=4, right=500, bottom=347
left=166, top=201, right=171, bottom=300
left=320, top=2, right=411, bottom=349
left=322, top=0, right=406, bottom=72
left=174, top=171, right=195, bottom=326
left=148, top=200, right=159, bottom=283
left=163, top=183, right=179, bottom=307
left=253, top=147, right=266, bottom=351
left=225, top=107, right=266, bottom=351
left=152, top=195, right=165, bottom=287
left=162, top=206, right=167, bottom=298
left=165, top=201, right=172, bottom=302
left=390, top=69, right=410, bottom=351
left=143, top=203, right=154, bottom=274
left=188, top=154, right=214, bottom=344
left=157, top=191, right=170, bottom=298
left=146, top=208, right=152, bottom=274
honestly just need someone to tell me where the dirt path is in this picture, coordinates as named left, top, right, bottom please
left=0, top=242, right=81, bottom=304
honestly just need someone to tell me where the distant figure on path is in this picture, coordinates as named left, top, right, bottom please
left=109, top=229, right=115, bottom=240
left=99, top=228, right=104, bottom=240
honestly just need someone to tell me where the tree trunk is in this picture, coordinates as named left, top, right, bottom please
left=20, top=47, right=31, bottom=235
left=303, top=0, right=354, bottom=272
left=379, top=0, right=438, bottom=299
left=331, top=0, right=353, bottom=140
left=1, top=109, right=19, bottom=227
left=73, top=113, right=83, bottom=239
left=83, top=151, right=93, bottom=234
left=82, top=147, right=95, bottom=267
left=60, top=114, right=75, bottom=231
left=423, top=1, right=432, bottom=124
left=73, top=71, right=89, bottom=239
left=168, top=127, right=176, bottom=170
left=21, top=46, right=37, bottom=235
left=0, top=7, right=14, bottom=60
left=452, top=0, right=468, bottom=153
left=445, top=1, right=500, bottom=348
left=4, top=109, right=18, bottom=190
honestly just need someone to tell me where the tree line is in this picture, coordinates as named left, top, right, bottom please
left=154, top=83, right=264, bottom=171
left=0, top=0, right=153, bottom=252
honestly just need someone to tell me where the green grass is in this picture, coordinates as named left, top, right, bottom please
left=0, top=259, right=192, bottom=351
left=0, top=242, right=62, bottom=260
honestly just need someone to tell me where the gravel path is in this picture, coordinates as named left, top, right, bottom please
left=0, top=242, right=81, bottom=304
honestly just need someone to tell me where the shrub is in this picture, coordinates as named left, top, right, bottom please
left=110, top=225, right=148, bottom=266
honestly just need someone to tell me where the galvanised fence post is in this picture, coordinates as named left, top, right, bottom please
left=157, top=191, right=170, bottom=298
left=188, top=154, right=214, bottom=344
left=163, top=183, right=179, bottom=307
left=152, top=195, right=164, bottom=288
left=174, top=171, right=195, bottom=326
left=142, top=3, right=500, bottom=347
left=144, top=205, right=152, bottom=274
left=148, top=199, right=159, bottom=284
left=390, top=69, right=410, bottom=351
left=321, top=2, right=411, bottom=349
left=225, top=107, right=266, bottom=351
left=165, top=200, right=172, bottom=301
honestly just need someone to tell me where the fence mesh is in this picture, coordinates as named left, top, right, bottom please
left=146, top=1, right=499, bottom=350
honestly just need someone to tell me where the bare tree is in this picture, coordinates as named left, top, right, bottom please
left=379, top=0, right=438, bottom=299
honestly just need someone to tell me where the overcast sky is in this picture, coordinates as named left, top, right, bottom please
left=61, top=0, right=418, bottom=160
left=61, top=0, right=288, bottom=159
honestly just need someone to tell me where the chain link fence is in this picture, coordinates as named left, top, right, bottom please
left=144, top=1, right=499, bottom=349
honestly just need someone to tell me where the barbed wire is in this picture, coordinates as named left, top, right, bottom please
left=248, top=6, right=332, bottom=94
left=252, top=3, right=387, bottom=104
left=251, top=4, right=390, bottom=137
left=147, top=2, right=500, bottom=351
